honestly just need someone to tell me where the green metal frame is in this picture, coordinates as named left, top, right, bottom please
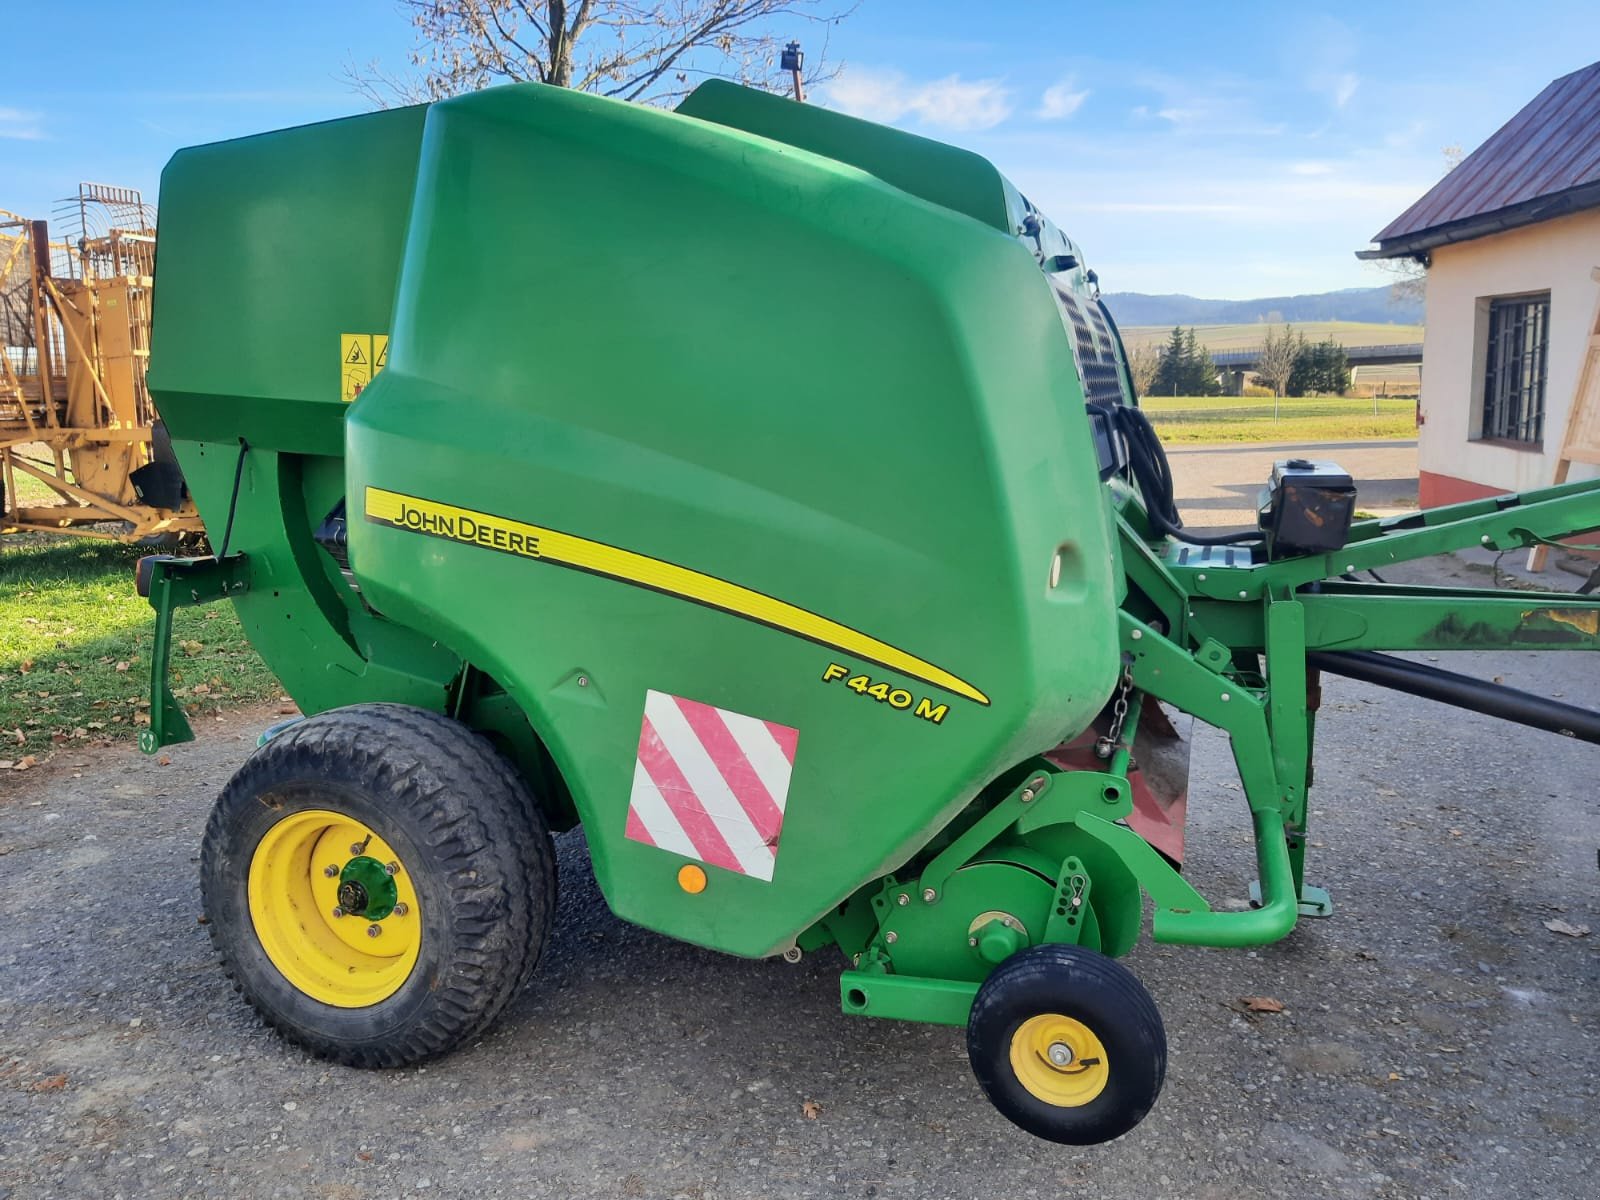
left=827, top=476, right=1600, bottom=1025
left=137, top=554, right=250, bottom=753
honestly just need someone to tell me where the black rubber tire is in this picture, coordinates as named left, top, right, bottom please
left=967, top=943, right=1166, bottom=1144
left=200, top=703, right=557, bottom=1067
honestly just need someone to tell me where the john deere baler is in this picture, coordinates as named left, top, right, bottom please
left=140, top=80, right=1600, bottom=1144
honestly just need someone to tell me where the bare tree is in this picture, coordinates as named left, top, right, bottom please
left=346, top=0, right=853, bottom=108
left=1127, top=341, right=1160, bottom=398
left=1371, top=145, right=1461, bottom=307
left=1254, top=324, right=1298, bottom=399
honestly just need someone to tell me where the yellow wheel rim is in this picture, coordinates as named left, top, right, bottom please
left=247, top=809, right=422, bottom=1008
left=1009, top=1013, right=1110, bottom=1107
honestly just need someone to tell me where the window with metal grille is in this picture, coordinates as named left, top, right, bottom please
left=1480, top=293, right=1550, bottom=444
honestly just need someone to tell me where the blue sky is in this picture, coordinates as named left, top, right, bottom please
left=6, top=1, right=1598, bottom=299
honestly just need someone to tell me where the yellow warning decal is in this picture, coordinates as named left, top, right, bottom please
left=364, top=486, right=990, bottom=706
left=340, top=332, right=388, bottom=403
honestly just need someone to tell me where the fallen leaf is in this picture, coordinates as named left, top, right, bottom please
left=1543, top=918, right=1590, bottom=938
left=1387, top=1071, right=1403, bottom=1082
left=801, top=1100, right=823, bottom=1119
left=29, top=1074, right=67, bottom=1092
left=1240, top=996, right=1285, bottom=1014
left=278, top=704, right=299, bottom=715
left=356, top=1151, right=373, bottom=1163
left=0, top=760, right=12, bottom=770
left=14, top=755, right=37, bottom=771
left=157, top=755, right=172, bottom=767
left=180, top=640, right=204, bottom=656
left=18, top=661, right=32, bottom=674
left=114, top=661, right=130, bottom=672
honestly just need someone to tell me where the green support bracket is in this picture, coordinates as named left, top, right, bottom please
left=1041, top=855, right=1093, bottom=945
left=916, top=766, right=1053, bottom=903
left=839, top=970, right=978, bottom=1027
left=135, top=554, right=251, bottom=754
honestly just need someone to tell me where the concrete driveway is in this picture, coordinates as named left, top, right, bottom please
left=1167, top=439, right=1418, bottom=529
left=2, top=556, right=1595, bottom=1200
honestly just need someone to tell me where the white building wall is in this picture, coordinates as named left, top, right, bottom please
left=1418, top=206, right=1600, bottom=499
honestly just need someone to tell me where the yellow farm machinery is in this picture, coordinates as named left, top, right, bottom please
left=1, top=184, right=200, bottom=541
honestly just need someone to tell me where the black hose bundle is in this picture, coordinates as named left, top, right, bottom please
left=1104, top=404, right=1263, bottom=547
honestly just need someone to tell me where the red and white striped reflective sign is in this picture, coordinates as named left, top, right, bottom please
left=624, top=689, right=799, bottom=882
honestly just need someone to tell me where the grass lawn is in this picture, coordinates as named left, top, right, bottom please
left=0, top=535, right=281, bottom=765
left=1142, top=394, right=1417, bottom=444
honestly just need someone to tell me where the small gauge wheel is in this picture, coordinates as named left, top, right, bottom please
left=967, top=943, right=1166, bottom=1144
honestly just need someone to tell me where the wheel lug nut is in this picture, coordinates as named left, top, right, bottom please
left=392, top=902, right=409, bottom=917
left=385, top=861, right=400, bottom=876
left=349, top=842, right=364, bottom=855
left=331, top=906, right=345, bottom=919
left=367, top=923, right=382, bottom=938
left=1048, top=1042, right=1074, bottom=1067
left=323, top=864, right=340, bottom=878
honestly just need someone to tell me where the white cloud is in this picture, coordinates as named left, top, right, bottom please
left=1332, top=72, right=1360, bottom=108
left=825, top=67, right=1013, bottom=131
left=1036, top=79, right=1088, bottom=121
left=1127, top=75, right=1285, bottom=136
left=1289, top=161, right=1336, bottom=176
left=0, top=107, right=44, bottom=141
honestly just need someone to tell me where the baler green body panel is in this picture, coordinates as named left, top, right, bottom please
left=348, top=84, right=1120, bottom=955
left=149, top=107, right=461, bottom=717
left=150, top=82, right=1121, bottom=957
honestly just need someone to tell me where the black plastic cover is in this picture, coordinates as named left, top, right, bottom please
left=1259, top=458, right=1356, bottom=559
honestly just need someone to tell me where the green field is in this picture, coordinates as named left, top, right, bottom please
left=0, top=536, right=281, bottom=763
left=1143, top=394, right=1417, bottom=444
left=1120, top=320, right=1423, bottom=353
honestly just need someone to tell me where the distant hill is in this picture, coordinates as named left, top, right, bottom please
left=1101, top=285, right=1422, bottom=328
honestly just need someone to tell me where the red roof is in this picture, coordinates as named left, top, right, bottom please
left=1367, top=60, right=1600, bottom=256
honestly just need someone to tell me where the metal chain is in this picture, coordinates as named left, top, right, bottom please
left=1094, top=663, right=1136, bottom=759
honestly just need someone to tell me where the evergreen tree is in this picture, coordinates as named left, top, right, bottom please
left=1153, top=326, right=1187, bottom=396
left=1152, top=326, right=1222, bottom=396
left=1287, top=335, right=1350, bottom=396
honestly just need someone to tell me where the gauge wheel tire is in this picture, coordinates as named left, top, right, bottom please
left=200, top=702, right=557, bottom=1067
left=967, top=943, right=1166, bottom=1144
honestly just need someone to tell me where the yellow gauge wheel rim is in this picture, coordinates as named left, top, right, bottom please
left=1009, top=1013, right=1111, bottom=1107
left=247, top=809, right=422, bottom=1007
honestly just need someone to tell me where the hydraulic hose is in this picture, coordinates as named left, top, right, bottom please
left=1106, top=404, right=1263, bottom=547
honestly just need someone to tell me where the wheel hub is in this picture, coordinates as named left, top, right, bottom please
left=337, top=855, right=399, bottom=920
left=1009, top=1013, right=1111, bottom=1107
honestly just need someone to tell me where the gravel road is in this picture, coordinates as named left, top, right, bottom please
left=1, top=555, right=1596, bottom=1200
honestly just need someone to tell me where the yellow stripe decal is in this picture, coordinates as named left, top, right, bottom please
left=364, top=486, right=989, bottom=706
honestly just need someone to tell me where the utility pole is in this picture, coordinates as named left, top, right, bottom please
left=781, top=41, right=805, bottom=102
